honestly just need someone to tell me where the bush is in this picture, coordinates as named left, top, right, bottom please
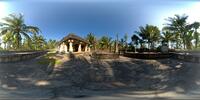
left=0, top=47, right=5, bottom=51
left=137, top=48, right=149, bottom=53
left=156, top=46, right=161, bottom=52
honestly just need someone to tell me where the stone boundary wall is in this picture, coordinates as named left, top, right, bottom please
left=92, top=52, right=119, bottom=59
left=0, top=51, right=47, bottom=63
left=123, top=52, right=173, bottom=59
left=123, top=52, right=200, bottom=63
left=173, top=53, right=200, bottom=63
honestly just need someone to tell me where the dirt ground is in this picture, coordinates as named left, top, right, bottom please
left=0, top=53, right=200, bottom=100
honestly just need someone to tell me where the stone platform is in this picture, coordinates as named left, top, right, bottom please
left=123, top=52, right=173, bottom=59
left=173, top=52, right=200, bottom=63
left=0, top=51, right=47, bottom=63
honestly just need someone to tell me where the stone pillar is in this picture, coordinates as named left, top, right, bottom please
left=59, top=45, right=62, bottom=53
left=64, top=43, right=68, bottom=53
left=57, top=46, right=60, bottom=52
left=85, top=45, right=88, bottom=52
left=115, top=41, right=119, bottom=53
left=69, top=40, right=73, bottom=52
left=88, top=47, right=91, bottom=52
left=59, top=43, right=64, bottom=53
left=78, top=42, right=82, bottom=52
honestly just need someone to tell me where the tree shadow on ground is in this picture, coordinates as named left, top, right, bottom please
left=155, top=58, right=200, bottom=93
left=0, top=54, right=56, bottom=98
left=0, top=53, right=200, bottom=99
left=42, top=53, right=199, bottom=99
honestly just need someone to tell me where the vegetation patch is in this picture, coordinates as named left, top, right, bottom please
left=38, top=52, right=62, bottom=66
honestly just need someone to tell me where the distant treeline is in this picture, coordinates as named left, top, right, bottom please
left=0, top=13, right=200, bottom=52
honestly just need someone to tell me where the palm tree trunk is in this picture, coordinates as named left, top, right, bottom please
left=183, top=39, right=186, bottom=50
left=183, top=32, right=186, bottom=50
left=4, top=43, right=7, bottom=50
left=16, top=33, right=21, bottom=50
left=167, top=41, right=169, bottom=48
left=195, top=31, right=198, bottom=48
left=93, top=43, right=96, bottom=51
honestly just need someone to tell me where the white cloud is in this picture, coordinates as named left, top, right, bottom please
left=152, top=1, right=200, bottom=30
left=0, top=2, right=9, bottom=20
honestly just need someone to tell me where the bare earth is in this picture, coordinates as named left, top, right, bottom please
left=0, top=53, right=200, bottom=100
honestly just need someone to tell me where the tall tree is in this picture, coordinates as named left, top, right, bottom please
left=119, top=38, right=125, bottom=49
left=99, top=36, right=112, bottom=51
left=86, top=32, right=96, bottom=51
left=135, top=24, right=160, bottom=49
left=124, top=33, right=128, bottom=51
left=22, top=37, right=33, bottom=50
left=32, top=33, right=46, bottom=50
left=164, top=14, right=189, bottom=50
left=161, top=29, right=175, bottom=48
left=131, top=34, right=140, bottom=52
left=185, top=30, right=194, bottom=49
left=0, top=13, right=40, bottom=49
left=2, top=31, right=14, bottom=50
left=47, top=39, right=57, bottom=49
left=190, top=22, right=200, bottom=48
left=115, top=33, right=119, bottom=53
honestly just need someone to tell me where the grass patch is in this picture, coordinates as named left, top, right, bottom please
left=38, top=52, right=63, bottom=66
left=55, top=60, right=62, bottom=65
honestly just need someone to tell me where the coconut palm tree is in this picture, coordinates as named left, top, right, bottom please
left=131, top=34, right=140, bottom=51
left=2, top=31, right=14, bottom=50
left=47, top=39, right=57, bottom=49
left=161, top=30, right=175, bottom=48
left=115, top=33, right=119, bottom=53
left=99, top=36, right=112, bottom=51
left=135, top=24, right=160, bottom=49
left=190, top=22, right=200, bottom=48
left=22, top=37, right=33, bottom=50
left=86, top=32, right=96, bottom=51
left=185, top=30, right=194, bottom=49
left=119, top=38, right=125, bottom=49
left=124, top=33, right=128, bottom=51
left=163, top=14, right=189, bottom=50
left=32, top=33, right=46, bottom=50
left=0, top=13, right=40, bottom=49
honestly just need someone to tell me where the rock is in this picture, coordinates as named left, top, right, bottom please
left=86, top=83, right=115, bottom=90
left=175, top=65, right=182, bottom=68
left=111, top=82, right=127, bottom=87
left=175, top=86, right=185, bottom=93
left=158, top=64, right=170, bottom=70
left=161, top=45, right=169, bottom=54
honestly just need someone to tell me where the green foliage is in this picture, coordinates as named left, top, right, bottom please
left=38, top=52, right=62, bottom=66
left=47, top=39, right=58, bottom=49
left=98, top=36, right=112, bottom=50
left=164, top=14, right=195, bottom=50
left=131, top=34, right=140, bottom=46
left=0, top=46, right=3, bottom=50
left=31, top=33, right=47, bottom=50
left=119, top=33, right=128, bottom=51
left=86, top=32, right=97, bottom=50
left=163, top=14, right=200, bottom=50
left=161, top=30, right=176, bottom=47
left=190, top=22, right=200, bottom=48
left=0, top=13, right=57, bottom=51
left=130, top=14, right=200, bottom=51
left=135, top=24, right=160, bottom=49
left=2, top=31, right=14, bottom=50
left=1, top=13, right=199, bottom=52
left=0, top=13, right=40, bottom=50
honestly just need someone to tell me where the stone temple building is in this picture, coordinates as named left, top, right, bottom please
left=57, top=34, right=90, bottom=53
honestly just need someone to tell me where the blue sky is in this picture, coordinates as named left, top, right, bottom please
left=0, top=0, right=200, bottom=42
